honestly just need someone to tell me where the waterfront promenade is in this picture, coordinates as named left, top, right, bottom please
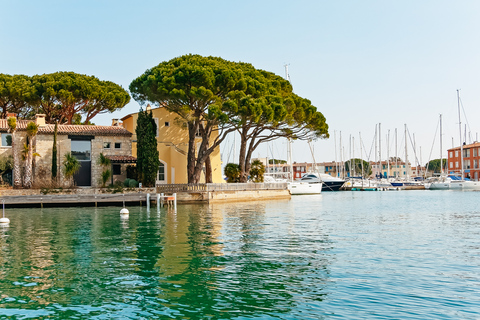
left=0, top=183, right=290, bottom=207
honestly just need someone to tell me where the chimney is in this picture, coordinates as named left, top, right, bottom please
left=6, top=112, right=16, bottom=119
left=35, top=114, right=46, bottom=127
left=112, top=119, right=120, bottom=126
left=146, top=104, right=152, bottom=111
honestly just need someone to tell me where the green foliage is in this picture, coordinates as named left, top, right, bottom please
left=426, top=159, right=447, bottom=173
left=101, top=169, right=111, bottom=187
left=63, top=153, right=80, bottom=179
left=345, top=158, right=372, bottom=178
left=0, top=74, right=37, bottom=119
left=107, top=180, right=124, bottom=193
left=249, top=160, right=265, bottom=182
left=0, top=155, right=13, bottom=173
left=7, top=116, right=16, bottom=131
left=130, top=55, right=329, bottom=183
left=224, top=163, right=240, bottom=183
left=124, top=178, right=139, bottom=188
left=269, top=159, right=286, bottom=164
left=136, top=109, right=160, bottom=187
left=98, top=153, right=111, bottom=187
left=0, top=72, right=130, bottom=124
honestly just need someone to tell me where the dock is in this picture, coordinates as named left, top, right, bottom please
left=0, top=183, right=291, bottom=208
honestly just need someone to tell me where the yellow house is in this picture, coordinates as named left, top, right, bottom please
left=120, top=105, right=223, bottom=184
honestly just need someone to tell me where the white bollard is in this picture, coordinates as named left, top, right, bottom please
left=146, top=193, right=150, bottom=210
left=157, top=194, right=160, bottom=211
left=173, top=193, right=177, bottom=212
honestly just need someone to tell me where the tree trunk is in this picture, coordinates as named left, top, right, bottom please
left=238, top=129, right=249, bottom=183
left=187, top=122, right=198, bottom=184
left=24, top=135, right=35, bottom=188
left=205, top=155, right=212, bottom=183
left=12, top=133, right=22, bottom=188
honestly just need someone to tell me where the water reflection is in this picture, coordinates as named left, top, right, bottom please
left=0, top=199, right=334, bottom=318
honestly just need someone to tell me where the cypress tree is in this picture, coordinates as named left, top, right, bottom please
left=136, top=109, right=160, bottom=187
left=52, top=121, right=58, bottom=180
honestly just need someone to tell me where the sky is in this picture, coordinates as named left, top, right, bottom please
left=2, top=0, right=480, bottom=165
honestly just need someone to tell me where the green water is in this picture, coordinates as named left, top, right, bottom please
left=0, top=191, right=479, bottom=319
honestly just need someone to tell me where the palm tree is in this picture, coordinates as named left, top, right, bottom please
left=98, top=153, right=111, bottom=187
left=249, top=160, right=265, bottom=182
left=63, top=153, right=80, bottom=187
left=7, top=116, right=21, bottom=188
left=224, top=163, right=240, bottom=183
left=23, top=121, right=39, bottom=188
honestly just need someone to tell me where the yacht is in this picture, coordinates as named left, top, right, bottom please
left=425, top=175, right=480, bottom=190
left=300, top=173, right=345, bottom=191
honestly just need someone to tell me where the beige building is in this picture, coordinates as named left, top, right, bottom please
left=0, top=114, right=134, bottom=187
left=121, top=105, right=223, bottom=184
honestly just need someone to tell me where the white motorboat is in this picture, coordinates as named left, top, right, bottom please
left=287, top=181, right=322, bottom=195
left=300, top=173, right=345, bottom=191
left=425, top=175, right=480, bottom=190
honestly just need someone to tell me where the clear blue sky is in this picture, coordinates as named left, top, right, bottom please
left=2, top=0, right=480, bottom=164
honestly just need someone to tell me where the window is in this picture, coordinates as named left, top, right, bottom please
left=455, top=161, right=459, bottom=168
left=450, top=162, right=453, bottom=168
left=464, top=159, right=470, bottom=169
left=1, top=133, right=12, bottom=147
left=464, top=149, right=470, bottom=158
left=474, top=160, right=478, bottom=169
left=165, top=121, right=170, bottom=127
left=114, top=142, right=121, bottom=149
left=474, top=149, right=478, bottom=157
left=157, top=162, right=165, bottom=181
left=71, top=140, right=91, bottom=160
left=112, top=164, right=121, bottom=175
left=455, top=150, right=459, bottom=157
left=103, top=142, right=111, bottom=149
left=449, top=151, right=453, bottom=158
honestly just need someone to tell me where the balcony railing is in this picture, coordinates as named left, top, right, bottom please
left=156, top=183, right=288, bottom=193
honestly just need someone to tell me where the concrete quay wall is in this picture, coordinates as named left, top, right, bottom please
left=0, top=188, right=290, bottom=207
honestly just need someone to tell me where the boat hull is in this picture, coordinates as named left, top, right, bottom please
left=288, top=182, right=322, bottom=195
left=322, top=181, right=345, bottom=191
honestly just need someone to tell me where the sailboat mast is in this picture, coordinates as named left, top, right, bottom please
left=405, top=124, right=409, bottom=180
left=387, top=130, right=390, bottom=179
left=379, top=123, right=382, bottom=179
left=395, top=128, right=398, bottom=178
left=334, top=131, right=338, bottom=177
left=359, top=132, right=364, bottom=178
left=458, top=89, right=464, bottom=179
left=440, top=114, right=443, bottom=175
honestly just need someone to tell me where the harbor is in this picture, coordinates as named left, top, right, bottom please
left=0, top=191, right=478, bottom=319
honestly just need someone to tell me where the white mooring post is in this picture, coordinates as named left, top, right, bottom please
left=120, top=194, right=129, bottom=215
left=160, top=193, right=164, bottom=208
left=0, top=200, right=9, bottom=225
left=146, top=193, right=150, bottom=210
left=173, top=193, right=177, bottom=212
left=156, top=193, right=160, bottom=211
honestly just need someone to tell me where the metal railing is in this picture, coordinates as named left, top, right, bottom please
left=156, top=183, right=288, bottom=193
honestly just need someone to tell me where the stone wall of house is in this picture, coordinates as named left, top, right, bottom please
left=34, top=134, right=132, bottom=188
left=34, top=133, right=71, bottom=186
left=91, top=135, right=132, bottom=187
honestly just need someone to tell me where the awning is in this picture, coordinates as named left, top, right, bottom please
left=105, top=155, right=137, bottom=163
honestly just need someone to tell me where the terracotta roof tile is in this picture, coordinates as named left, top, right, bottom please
left=0, top=119, right=132, bottom=136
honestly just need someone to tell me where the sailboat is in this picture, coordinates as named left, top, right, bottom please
left=286, top=139, right=322, bottom=195
left=426, top=91, right=480, bottom=190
